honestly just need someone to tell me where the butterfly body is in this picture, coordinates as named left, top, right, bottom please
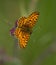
left=10, top=12, right=39, bottom=48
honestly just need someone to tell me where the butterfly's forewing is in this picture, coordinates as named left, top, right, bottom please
left=27, top=12, right=39, bottom=28
left=14, top=27, right=30, bottom=48
left=17, top=17, right=27, bottom=27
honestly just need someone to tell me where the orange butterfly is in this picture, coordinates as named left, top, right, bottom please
left=14, top=12, right=39, bottom=48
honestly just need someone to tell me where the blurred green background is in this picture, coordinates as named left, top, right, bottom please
left=0, top=0, right=56, bottom=65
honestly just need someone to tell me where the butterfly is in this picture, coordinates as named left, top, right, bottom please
left=10, top=12, right=39, bottom=48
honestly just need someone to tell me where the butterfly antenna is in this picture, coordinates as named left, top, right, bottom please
left=3, top=19, right=12, bottom=27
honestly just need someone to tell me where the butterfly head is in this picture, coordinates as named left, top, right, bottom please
left=10, top=27, right=15, bottom=36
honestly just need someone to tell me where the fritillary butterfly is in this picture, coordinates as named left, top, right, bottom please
left=10, top=12, right=39, bottom=48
